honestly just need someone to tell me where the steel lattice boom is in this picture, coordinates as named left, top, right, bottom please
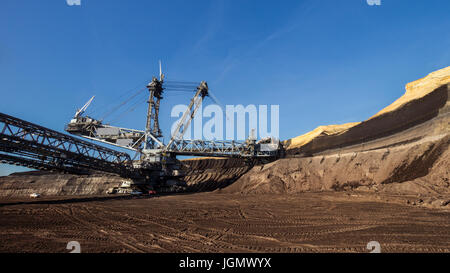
left=0, top=67, right=280, bottom=186
left=0, top=112, right=134, bottom=176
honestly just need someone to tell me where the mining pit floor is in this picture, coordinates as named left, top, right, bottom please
left=0, top=192, right=449, bottom=253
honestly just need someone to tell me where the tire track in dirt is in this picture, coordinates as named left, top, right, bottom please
left=2, top=192, right=449, bottom=253
left=95, top=205, right=250, bottom=252
left=52, top=205, right=149, bottom=253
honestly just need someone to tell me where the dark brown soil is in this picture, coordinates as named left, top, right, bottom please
left=0, top=192, right=449, bottom=253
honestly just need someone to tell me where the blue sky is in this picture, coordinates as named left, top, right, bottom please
left=1, top=0, right=449, bottom=175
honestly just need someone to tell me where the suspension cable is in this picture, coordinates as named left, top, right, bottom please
left=108, top=92, right=149, bottom=124
left=100, top=87, right=147, bottom=121
left=85, top=78, right=151, bottom=118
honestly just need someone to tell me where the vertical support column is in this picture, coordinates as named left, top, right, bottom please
left=144, top=77, right=164, bottom=150
left=144, top=78, right=155, bottom=150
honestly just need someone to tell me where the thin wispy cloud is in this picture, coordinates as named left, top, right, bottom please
left=213, top=0, right=316, bottom=85
left=190, top=0, right=226, bottom=54
left=256, top=0, right=315, bottom=48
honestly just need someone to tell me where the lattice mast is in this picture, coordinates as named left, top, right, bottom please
left=144, top=61, right=165, bottom=149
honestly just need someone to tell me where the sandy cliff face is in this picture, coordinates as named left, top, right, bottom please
left=283, top=66, right=450, bottom=155
left=372, top=66, right=450, bottom=119
left=223, top=67, right=450, bottom=196
left=181, top=66, right=450, bottom=194
left=282, top=122, right=360, bottom=150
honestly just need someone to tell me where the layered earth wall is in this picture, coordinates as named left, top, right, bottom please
left=0, top=67, right=449, bottom=197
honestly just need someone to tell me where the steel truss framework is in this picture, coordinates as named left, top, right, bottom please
left=0, top=112, right=134, bottom=176
left=168, top=139, right=276, bottom=157
left=0, top=112, right=278, bottom=179
left=64, top=80, right=280, bottom=160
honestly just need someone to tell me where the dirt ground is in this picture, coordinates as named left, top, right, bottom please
left=0, top=192, right=449, bottom=253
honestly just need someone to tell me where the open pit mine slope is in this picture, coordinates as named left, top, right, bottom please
left=0, top=67, right=449, bottom=253
left=224, top=67, right=450, bottom=199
